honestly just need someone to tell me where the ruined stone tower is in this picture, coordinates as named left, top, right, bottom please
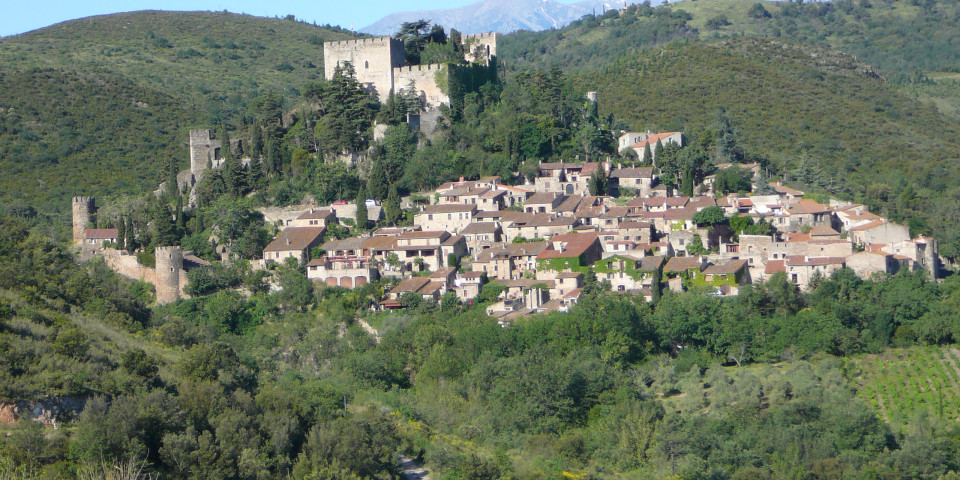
left=189, top=129, right=221, bottom=176
left=72, top=196, right=95, bottom=245
left=155, top=246, right=183, bottom=304
left=922, top=237, right=940, bottom=280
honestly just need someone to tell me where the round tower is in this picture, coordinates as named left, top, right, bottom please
left=72, top=196, right=95, bottom=245
left=155, top=246, right=183, bottom=304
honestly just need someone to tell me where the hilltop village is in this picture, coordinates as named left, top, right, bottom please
left=73, top=122, right=942, bottom=325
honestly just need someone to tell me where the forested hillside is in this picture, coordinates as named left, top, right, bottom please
left=0, top=11, right=358, bottom=215
left=5, top=209, right=960, bottom=478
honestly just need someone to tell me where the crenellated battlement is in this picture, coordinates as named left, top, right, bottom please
left=324, top=36, right=395, bottom=47
left=393, top=63, right=445, bottom=73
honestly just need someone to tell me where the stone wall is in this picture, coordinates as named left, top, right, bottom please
left=323, top=37, right=405, bottom=99
left=393, top=64, right=450, bottom=111
left=463, top=32, right=497, bottom=64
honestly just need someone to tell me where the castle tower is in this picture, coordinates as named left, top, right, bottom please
left=922, top=237, right=940, bottom=280
left=155, top=246, right=183, bottom=304
left=323, top=37, right=406, bottom=100
left=72, top=196, right=95, bottom=245
left=189, top=129, right=221, bottom=176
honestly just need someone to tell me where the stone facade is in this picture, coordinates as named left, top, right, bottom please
left=323, top=33, right=497, bottom=111
left=323, top=37, right=406, bottom=100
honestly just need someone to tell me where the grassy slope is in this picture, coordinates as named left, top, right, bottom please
left=581, top=38, right=960, bottom=193
left=0, top=11, right=359, bottom=215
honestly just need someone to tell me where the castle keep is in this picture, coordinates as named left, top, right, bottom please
left=323, top=32, right=497, bottom=111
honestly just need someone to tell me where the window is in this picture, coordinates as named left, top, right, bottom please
left=428, top=214, right=433, bottom=220
left=364, top=60, right=369, bottom=69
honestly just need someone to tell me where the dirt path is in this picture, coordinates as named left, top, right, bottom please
left=357, top=318, right=381, bottom=344
left=400, top=455, right=431, bottom=480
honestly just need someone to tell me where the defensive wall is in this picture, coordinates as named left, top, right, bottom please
left=323, top=36, right=405, bottom=100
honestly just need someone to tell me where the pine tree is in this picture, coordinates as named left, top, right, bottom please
left=356, top=186, right=368, bottom=229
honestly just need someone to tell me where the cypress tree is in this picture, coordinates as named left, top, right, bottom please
left=356, top=186, right=368, bottom=229
left=642, top=142, right=653, bottom=166
left=175, top=195, right=186, bottom=233
left=125, top=216, right=135, bottom=252
left=385, top=185, right=402, bottom=225
left=653, top=139, right=663, bottom=166
left=117, top=214, right=126, bottom=250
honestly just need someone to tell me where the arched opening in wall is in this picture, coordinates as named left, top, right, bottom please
left=325, top=277, right=338, bottom=287
left=365, top=60, right=369, bottom=69
left=340, top=276, right=354, bottom=288
left=355, top=276, right=368, bottom=287
left=565, top=184, right=574, bottom=195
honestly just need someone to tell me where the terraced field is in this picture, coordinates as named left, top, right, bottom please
left=849, top=347, right=960, bottom=432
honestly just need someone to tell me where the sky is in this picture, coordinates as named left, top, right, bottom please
left=0, top=0, right=580, bottom=37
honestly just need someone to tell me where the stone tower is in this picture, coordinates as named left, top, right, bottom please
left=155, top=246, right=183, bottom=304
left=922, top=237, right=940, bottom=280
left=189, top=129, right=221, bottom=176
left=72, top=196, right=95, bottom=245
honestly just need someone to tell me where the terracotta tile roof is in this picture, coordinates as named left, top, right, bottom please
left=526, top=192, right=561, bottom=205
left=664, top=256, right=704, bottom=272
left=787, top=233, right=812, bottom=242
left=704, top=259, right=747, bottom=275
left=322, top=237, right=367, bottom=252
left=461, top=222, right=501, bottom=234
left=765, top=260, right=786, bottom=274
left=537, top=232, right=600, bottom=259
left=264, top=227, right=325, bottom=252
left=639, top=255, right=667, bottom=271
left=770, top=182, right=805, bottom=196
left=421, top=204, right=478, bottom=214
left=850, top=220, right=886, bottom=232
left=85, top=228, right=118, bottom=239
left=785, top=256, right=846, bottom=266
left=687, top=196, right=717, bottom=209
left=630, top=131, right=681, bottom=149
left=609, top=167, right=654, bottom=179
left=663, top=207, right=698, bottom=220
left=296, top=209, right=334, bottom=220
left=475, top=242, right=548, bottom=261
left=618, top=220, right=652, bottom=229
left=555, top=195, right=584, bottom=213
left=399, top=230, right=449, bottom=239
left=441, top=235, right=464, bottom=246
left=809, top=225, right=840, bottom=236
left=361, top=236, right=398, bottom=250
left=392, top=277, right=431, bottom=294
left=787, top=199, right=830, bottom=215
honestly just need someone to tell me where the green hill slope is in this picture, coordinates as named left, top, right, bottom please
left=0, top=11, right=359, bottom=215
left=0, top=11, right=358, bottom=118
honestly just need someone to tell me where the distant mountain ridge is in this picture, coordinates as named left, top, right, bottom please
left=361, top=0, right=654, bottom=35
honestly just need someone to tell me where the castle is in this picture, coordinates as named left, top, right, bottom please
left=72, top=195, right=192, bottom=305
left=322, top=33, right=497, bottom=111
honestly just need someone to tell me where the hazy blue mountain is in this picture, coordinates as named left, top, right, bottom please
left=361, top=0, right=655, bottom=35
